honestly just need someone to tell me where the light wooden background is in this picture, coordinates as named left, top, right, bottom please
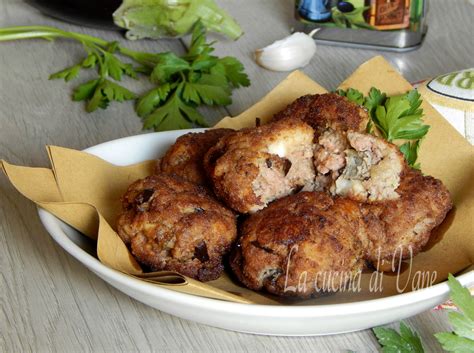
left=1, top=0, right=472, bottom=352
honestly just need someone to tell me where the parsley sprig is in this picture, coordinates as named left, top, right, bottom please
left=136, top=23, right=249, bottom=130
left=373, top=274, right=474, bottom=353
left=337, top=88, right=429, bottom=169
left=435, top=274, right=474, bottom=352
left=0, top=23, right=250, bottom=131
left=373, top=321, right=424, bottom=353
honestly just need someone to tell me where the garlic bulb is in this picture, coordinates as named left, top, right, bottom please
left=255, top=31, right=317, bottom=72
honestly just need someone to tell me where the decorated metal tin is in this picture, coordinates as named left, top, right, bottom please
left=294, top=0, right=428, bottom=51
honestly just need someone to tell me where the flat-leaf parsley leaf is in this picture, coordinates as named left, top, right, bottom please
left=372, top=275, right=474, bottom=353
left=0, top=22, right=250, bottom=131
left=336, top=87, right=429, bottom=169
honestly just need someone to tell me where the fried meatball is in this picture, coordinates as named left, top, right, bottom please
left=116, top=174, right=237, bottom=281
left=362, top=168, right=453, bottom=264
left=204, top=119, right=316, bottom=214
left=157, top=128, right=234, bottom=186
left=230, top=192, right=367, bottom=298
left=272, top=93, right=369, bottom=136
left=314, top=130, right=405, bottom=202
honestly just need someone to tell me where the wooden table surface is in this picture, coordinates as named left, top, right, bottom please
left=1, top=0, right=472, bottom=351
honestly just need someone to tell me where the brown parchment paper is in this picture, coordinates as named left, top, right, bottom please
left=2, top=56, right=473, bottom=305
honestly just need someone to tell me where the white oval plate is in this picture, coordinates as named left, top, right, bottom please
left=38, top=130, right=474, bottom=336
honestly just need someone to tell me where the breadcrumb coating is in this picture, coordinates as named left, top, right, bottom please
left=158, top=128, right=234, bottom=186
left=204, top=119, right=316, bottom=213
left=117, top=174, right=237, bottom=281
left=272, top=93, right=369, bottom=136
left=362, top=168, right=453, bottom=264
left=230, top=192, right=367, bottom=298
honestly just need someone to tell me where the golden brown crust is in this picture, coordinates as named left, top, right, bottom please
left=134, top=93, right=453, bottom=291
left=362, top=168, right=453, bottom=264
left=204, top=119, right=316, bottom=213
left=158, top=128, right=234, bottom=186
left=272, top=93, right=369, bottom=136
left=230, top=192, right=367, bottom=298
left=116, top=174, right=237, bottom=281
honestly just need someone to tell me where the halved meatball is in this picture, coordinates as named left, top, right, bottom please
left=116, top=174, right=237, bottom=281
left=272, top=93, right=369, bottom=136
left=230, top=192, right=367, bottom=298
left=158, top=128, right=234, bottom=186
left=204, top=119, right=316, bottom=213
left=314, top=130, right=405, bottom=202
left=361, top=168, right=453, bottom=265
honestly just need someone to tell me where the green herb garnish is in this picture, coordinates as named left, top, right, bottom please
left=373, top=275, right=474, bottom=353
left=435, top=274, right=474, bottom=353
left=373, top=90, right=428, bottom=142
left=336, top=87, right=429, bottom=169
left=0, top=23, right=250, bottom=131
left=136, top=23, right=249, bottom=130
left=336, top=88, right=365, bottom=105
left=373, top=321, right=424, bottom=353
left=399, top=140, right=421, bottom=170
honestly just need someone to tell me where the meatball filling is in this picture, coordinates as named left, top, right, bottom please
left=314, top=129, right=348, bottom=175
left=252, top=139, right=315, bottom=207
left=314, top=130, right=403, bottom=202
left=205, top=119, right=316, bottom=214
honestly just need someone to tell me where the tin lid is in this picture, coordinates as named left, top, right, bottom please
left=417, top=69, right=474, bottom=144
